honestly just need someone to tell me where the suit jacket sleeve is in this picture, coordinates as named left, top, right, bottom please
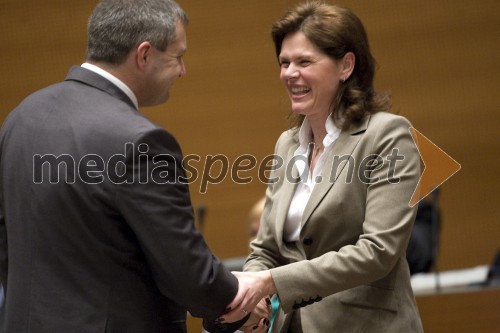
left=0, top=197, right=6, bottom=287
left=0, top=139, right=6, bottom=287
left=115, top=128, right=237, bottom=320
left=202, top=314, right=250, bottom=333
left=250, top=115, right=420, bottom=313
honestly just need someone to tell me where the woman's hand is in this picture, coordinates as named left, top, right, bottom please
left=240, top=297, right=272, bottom=333
left=218, top=270, right=277, bottom=323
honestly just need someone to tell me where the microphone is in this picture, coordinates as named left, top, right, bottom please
left=430, top=189, right=441, bottom=292
left=196, top=204, right=207, bottom=233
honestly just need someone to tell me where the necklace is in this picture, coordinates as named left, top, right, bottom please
left=309, top=142, right=324, bottom=167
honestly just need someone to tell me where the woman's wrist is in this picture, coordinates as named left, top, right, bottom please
left=263, top=270, right=277, bottom=296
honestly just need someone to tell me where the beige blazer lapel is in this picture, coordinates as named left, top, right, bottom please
left=274, top=138, right=300, bottom=246
left=301, top=115, right=371, bottom=227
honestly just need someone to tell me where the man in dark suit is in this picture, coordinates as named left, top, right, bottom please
left=0, top=1, right=262, bottom=332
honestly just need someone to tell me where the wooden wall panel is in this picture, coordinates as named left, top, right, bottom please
left=416, top=287, right=500, bottom=333
left=1, top=3, right=499, bottom=329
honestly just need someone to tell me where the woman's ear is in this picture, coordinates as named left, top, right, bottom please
left=340, top=52, right=355, bottom=82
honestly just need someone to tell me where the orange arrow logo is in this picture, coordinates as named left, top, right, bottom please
left=409, top=127, right=461, bottom=207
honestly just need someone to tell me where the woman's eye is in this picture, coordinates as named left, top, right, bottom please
left=300, top=60, right=311, bottom=66
left=280, top=61, right=290, bottom=68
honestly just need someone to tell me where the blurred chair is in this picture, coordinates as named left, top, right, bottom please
left=406, top=189, right=441, bottom=275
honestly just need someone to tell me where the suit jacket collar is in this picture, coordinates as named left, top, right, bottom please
left=64, top=66, right=137, bottom=110
left=275, top=114, right=371, bottom=242
left=301, top=114, right=370, bottom=227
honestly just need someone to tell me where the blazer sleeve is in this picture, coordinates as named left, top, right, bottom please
left=115, top=128, right=237, bottom=321
left=269, top=115, right=421, bottom=313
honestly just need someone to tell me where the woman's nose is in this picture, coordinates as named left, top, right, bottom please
left=283, top=64, right=299, bottom=81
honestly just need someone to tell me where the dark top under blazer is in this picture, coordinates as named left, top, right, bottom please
left=0, top=67, right=237, bottom=333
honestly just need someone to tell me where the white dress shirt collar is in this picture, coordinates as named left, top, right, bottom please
left=296, top=114, right=341, bottom=153
left=293, top=114, right=342, bottom=179
left=81, top=63, right=139, bottom=110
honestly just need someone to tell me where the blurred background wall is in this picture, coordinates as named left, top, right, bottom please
left=1, top=0, right=498, bottom=330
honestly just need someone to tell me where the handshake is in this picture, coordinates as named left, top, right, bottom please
left=205, top=270, right=277, bottom=333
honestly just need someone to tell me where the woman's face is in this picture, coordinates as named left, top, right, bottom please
left=279, top=31, right=343, bottom=118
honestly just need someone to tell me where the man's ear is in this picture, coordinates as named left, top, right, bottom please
left=340, top=52, right=355, bottom=81
left=136, top=42, right=153, bottom=71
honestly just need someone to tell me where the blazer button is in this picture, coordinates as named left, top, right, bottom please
left=303, top=237, right=313, bottom=246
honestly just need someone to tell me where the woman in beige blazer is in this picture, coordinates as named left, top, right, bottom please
left=220, top=2, right=424, bottom=332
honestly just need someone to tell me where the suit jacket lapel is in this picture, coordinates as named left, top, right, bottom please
left=275, top=139, right=300, bottom=246
left=301, top=114, right=371, bottom=227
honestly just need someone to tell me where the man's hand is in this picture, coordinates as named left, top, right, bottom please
left=240, top=318, right=270, bottom=333
left=219, top=271, right=277, bottom=323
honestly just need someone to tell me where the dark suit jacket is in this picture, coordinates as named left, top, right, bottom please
left=0, top=66, right=237, bottom=332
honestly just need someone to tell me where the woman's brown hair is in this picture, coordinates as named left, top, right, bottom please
left=272, top=1, right=391, bottom=129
